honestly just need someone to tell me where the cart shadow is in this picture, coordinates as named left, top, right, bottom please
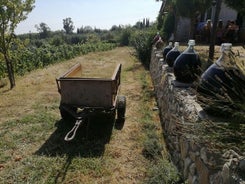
left=35, top=114, right=115, bottom=158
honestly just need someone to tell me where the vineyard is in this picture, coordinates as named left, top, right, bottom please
left=0, top=42, right=116, bottom=79
left=0, top=21, right=156, bottom=85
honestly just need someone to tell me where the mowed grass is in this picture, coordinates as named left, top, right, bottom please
left=0, top=47, right=181, bottom=183
left=0, top=49, right=125, bottom=183
left=0, top=100, right=115, bottom=183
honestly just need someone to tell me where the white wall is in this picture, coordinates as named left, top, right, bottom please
left=219, top=3, right=237, bottom=27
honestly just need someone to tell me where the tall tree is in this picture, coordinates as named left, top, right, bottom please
left=35, top=22, right=50, bottom=39
left=0, top=0, right=35, bottom=89
left=63, top=17, right=74, bottom=34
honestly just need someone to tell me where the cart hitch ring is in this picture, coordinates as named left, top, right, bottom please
left=64, top=120, right=82, bottom=141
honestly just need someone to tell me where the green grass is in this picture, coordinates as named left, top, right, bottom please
left=146, top=159, right=182, bottom=184
left=0, top=101, right=113, bottom=183
left=0, top=47, right=184, bottom=183
left=138, top=71, right=182, bottom=184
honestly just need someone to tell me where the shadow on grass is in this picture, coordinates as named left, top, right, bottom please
left=34, top=111, right=117, bottom=183
left=34, top=112, right=115, bottom=183
left=35, top=112, right=115, bottom=158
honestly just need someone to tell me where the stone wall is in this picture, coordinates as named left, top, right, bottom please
left=150, top=47, right=245, bottom=184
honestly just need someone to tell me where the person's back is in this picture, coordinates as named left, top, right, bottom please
left=225, top=21, right=239, bottom=43
left=203, top=19, right=212, bottom=43
left=216, top=20, right=224, bottom=44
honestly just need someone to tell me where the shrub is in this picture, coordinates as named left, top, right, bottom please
left=119, top=28, right=131, bottom=46
left=130, top=29, right=157, bottom=68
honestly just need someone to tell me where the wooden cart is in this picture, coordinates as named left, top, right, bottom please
left=56, top=63, right=126, bottom=141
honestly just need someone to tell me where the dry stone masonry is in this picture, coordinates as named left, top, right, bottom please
left=150, top=47, right=245, bottom=184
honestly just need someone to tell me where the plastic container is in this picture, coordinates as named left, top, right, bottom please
left=166, top=42, right=181, bottom=67
left=173, top=40, right=201, bottom=83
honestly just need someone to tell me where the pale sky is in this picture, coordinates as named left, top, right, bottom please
left=15, top=0, right=162, bottom=34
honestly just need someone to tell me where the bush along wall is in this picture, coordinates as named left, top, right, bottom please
left=130, top=29, right=157, bottom=69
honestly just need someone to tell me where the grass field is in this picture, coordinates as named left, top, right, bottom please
left=0, top=47, right=180, bottom=183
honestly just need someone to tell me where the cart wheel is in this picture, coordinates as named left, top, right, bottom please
left=115, top=95, right=126, bottom=130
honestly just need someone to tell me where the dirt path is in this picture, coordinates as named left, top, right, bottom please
left=0, top=47, right=156, bottom=183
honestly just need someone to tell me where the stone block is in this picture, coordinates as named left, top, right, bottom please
left=189, top=163, right=196, bottom=176
left=190, top=139, right=199, bottom=152
left=222, top=162, right=231, bottom=184
left=210, top=172, right=223, bottom=184
left=180, top=137, right=189, bottom=159
left=195, top=157, right=209, bottom=184
left=200, top=147, right=208, bottom=163
left=189, top=151, right=197, bottom=162
left=184, top=157, right=192, bottom=178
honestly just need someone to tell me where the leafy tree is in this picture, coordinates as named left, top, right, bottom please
left=83, top=26, right=93, bottom=33
left=110, top=25, right=122, bottom=32
left=77, top=26, right=94, bottom=34
left=35, top=22, right=50, bottom=39
left=50, top=35, right=64, bottom=46
left=134, top=18, right=151, bottom=29
left=63, top=17, right=74, bottom=34
left=0, top=0, right=35, bottom=89
left=134, top=21, right=143, bottom=29
left=119, top=28, right=131, bottom=46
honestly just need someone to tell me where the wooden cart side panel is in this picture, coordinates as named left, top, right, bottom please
left=60, top=80, right=114, bottom=108
left=60, top=63, right=82, bottom=78
left=65, top=65, right=82, bottom=77
left=111, top=64, right=121, bottom=107
left=111, top=64, right=121, bottom=80
left=111, top=80, right=118, bottom=107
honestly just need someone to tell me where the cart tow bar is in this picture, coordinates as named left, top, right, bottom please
left=64, top=119, right=82, bottom=141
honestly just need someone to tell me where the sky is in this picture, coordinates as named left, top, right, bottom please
left=15, top=0, right=162, bottom=34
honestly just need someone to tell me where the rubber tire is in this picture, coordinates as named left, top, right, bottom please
left=117, top=96, right=126, bottom=118
left=115, top=95, right=126, bottom=130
